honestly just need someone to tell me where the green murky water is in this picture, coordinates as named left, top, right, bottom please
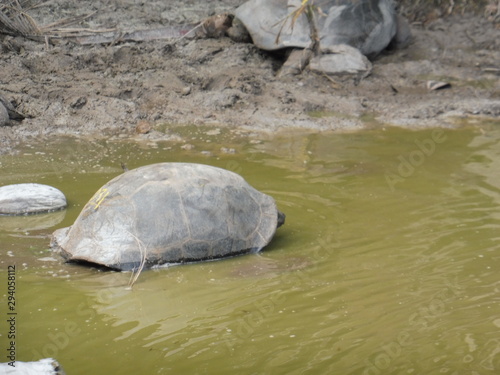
left=1, top=124, right=500, bottom=374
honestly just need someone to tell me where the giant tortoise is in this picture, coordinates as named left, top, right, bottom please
left=51, top=163, right=285, bottom=271
left=228, top=0, right=411, bottom=75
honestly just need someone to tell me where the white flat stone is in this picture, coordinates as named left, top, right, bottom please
left=0, top=183, right=67, bottom=215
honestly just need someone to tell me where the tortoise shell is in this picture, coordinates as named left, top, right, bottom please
left=51, top=163, right=284, bottom=271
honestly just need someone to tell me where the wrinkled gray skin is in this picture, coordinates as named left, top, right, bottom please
left=0, top=93, right=25, bottom=126
left=0, top=102, right=8, bottom=126
left=234, top=0, right=398, bottom=57
left=51, top=163, right=285, bottom=271
left=0, top=183, right=67, bottom=215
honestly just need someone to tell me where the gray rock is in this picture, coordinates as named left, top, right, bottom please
left=0, top=183, right=67, bottom=215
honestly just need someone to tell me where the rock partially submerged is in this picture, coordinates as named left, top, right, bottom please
left=0, top=183, right=67, bottom=215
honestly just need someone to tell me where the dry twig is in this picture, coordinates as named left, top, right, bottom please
left=0, top=1, right=115, bottom=43
left=126, top=232, right=148, bottom=290
left=0, top=0, right=41, bottom=37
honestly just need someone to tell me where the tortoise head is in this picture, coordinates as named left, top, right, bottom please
left=277, top=210, right=286, bottom=228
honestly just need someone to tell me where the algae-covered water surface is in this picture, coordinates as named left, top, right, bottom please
left=1, top=124, right=500, bottom=374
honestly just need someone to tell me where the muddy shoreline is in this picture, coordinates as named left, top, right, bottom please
left=0, top=1, right=499, bottom=154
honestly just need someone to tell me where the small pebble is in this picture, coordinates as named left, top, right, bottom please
left=220, top=147, right=236, bottom=154
left=181, top=144, right=194, bottom=150
left=135, top=120, right=152, bottom=134
left=206, top=128, right=221, bottom=136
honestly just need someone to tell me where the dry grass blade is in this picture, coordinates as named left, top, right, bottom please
left=275, top=0, right=320, bottom=76
left=274, top=0, right=314, bottom=45
left=0, top=0, right=41, bottom=36
left=126, top=232, right=148, bottom=290
left=291, top=0, right=311, bottom=27
left=0, top=0, right=194, bottom=44
left=40, top=11, right=98, bottom=33
left=0, top=1, right=109, bottom=42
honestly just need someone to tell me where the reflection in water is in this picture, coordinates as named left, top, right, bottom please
left=464, top=131, right=500, bottom=214
left=0, top=210, right=66, bottom=232
left=1, top=126, right=500, bottom=374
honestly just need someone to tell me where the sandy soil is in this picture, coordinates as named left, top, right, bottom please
left=0, top=0, right=499, bottom=153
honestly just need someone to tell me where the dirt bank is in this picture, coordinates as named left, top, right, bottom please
left=0, top=1, right=499, bottom=154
